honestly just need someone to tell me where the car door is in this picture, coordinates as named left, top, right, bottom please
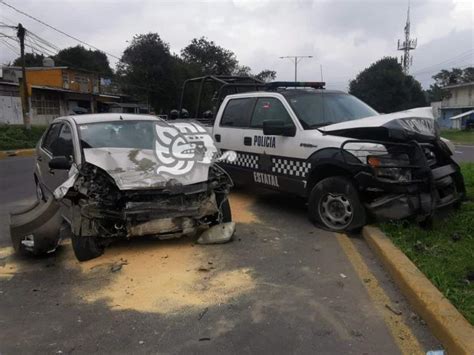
left=37, top=122, right=62, bottom=197
left=41, top=122, right=74, bottom=195
left=213, top=97, right=256, bottom=183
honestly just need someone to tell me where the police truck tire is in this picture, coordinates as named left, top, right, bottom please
left=308, top=176, right=366, bottom=232
left=71, top=234, right=104, bottom=262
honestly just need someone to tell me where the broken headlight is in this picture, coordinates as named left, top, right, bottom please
left=367, top=154, right=412, bottom=182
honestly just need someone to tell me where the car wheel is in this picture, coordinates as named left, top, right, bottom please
left=308, top=176, right=366, bottom=232
left=211, top=193, right=232, bottom=225
left=35, top=179, right=46, bottom=202
left=71, top=233, right=104, bottom=261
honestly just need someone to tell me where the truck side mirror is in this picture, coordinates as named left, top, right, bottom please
left=263, top=120, right=296, bottom=137
left=49, top=156, right=72, bottom=170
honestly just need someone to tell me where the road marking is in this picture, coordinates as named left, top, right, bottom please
left=335, top=233, right=424, bottom=355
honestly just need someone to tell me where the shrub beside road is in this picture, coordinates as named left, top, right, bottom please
left=0, top=125, right=46, bottom=151
left=381, top=163, right=474, bottom=325
left=441, top=129, right=474, bottom=145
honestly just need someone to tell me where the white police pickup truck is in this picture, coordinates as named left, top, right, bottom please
left=178, top=78, right=465, bottom=232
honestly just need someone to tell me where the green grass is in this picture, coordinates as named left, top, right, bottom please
left=0, top=125, right=47, bottom=151
left=381, top=163, right=474, bottom=325
left=440, top=129, right=474, bottom=145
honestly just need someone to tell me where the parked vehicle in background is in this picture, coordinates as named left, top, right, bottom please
left=176, top=76, right=466, bottom=232
left=26, top=113, right=232, bottom=261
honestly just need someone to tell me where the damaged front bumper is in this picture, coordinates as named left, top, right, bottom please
left=343, top=140, right=466, bottom=221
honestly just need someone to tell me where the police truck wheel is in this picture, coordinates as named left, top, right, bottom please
left=308, top=176, right=366, bottom=232
left=71, top=234, right=104, bottom=261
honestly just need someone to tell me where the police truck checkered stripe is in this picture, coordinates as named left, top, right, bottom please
left=227, top=152, right=259, bottom=169
left=271, top=158, right=311, bottom=178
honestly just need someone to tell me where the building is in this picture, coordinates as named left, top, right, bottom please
left=432, top=82, right=474, bottom=129
left=0, top=59, right=147, bottom=125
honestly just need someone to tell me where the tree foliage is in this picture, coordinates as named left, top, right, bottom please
left=425, top=67, right=474, bottom=102
left=181, top=37, right=239, bottom=76
left=116, top=33, right=182, bottom=113
left=255, top=69, right=277, bottom=83
left=12, top=53, right=44, bottom=67
left=54, top=45, right=113, bottom=77
left=349, top=57, right=426, bottom=113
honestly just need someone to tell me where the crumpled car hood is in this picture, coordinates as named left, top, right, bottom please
left=319, top=107, right=438, bottom=142
left=83, top=147, right=210, bottom=190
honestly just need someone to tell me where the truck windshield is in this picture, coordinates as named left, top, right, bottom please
left=78, top=121, right=156, bottom=149
left=284, top=92, right=378, bottom=129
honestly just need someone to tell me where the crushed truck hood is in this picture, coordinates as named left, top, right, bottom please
left=319, top=107, right=438, bottom=142
left=82, top=147, right=210, bottom=190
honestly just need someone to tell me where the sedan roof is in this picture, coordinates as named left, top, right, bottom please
left=65, top=113, right=159, bottom=125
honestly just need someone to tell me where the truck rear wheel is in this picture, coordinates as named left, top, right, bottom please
left=71, top=234, right=104, bottom=262
left=308, top=176, right=366, bottom=232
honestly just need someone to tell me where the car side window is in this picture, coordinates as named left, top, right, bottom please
left=50, top=124, right=74, bottom=159
left=41, top=123, right=62, bottom=153
left=250, top=98, right=293, bottom=128
left=220, top=98, right=255, bottom=127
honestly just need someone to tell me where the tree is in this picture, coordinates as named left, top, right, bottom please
left=117, top=33, right=179, bottom=113
left=54, top=45, right=113, bottom=77
left=425, top=67, right=474, bottom=102
left=181, top=37, right=238, bottom=76
left=13, top=53, right=44, bottom=67
left=349, top=57, right=426, bottom=113
left=255, top=69, right=277, bottom=83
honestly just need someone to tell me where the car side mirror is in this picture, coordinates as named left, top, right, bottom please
left=49, top=156, right=72, bottom=170
left=263, top=120, right=296, bottom=137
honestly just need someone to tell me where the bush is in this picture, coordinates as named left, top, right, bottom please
left=0, top=125, right=47, bottom=150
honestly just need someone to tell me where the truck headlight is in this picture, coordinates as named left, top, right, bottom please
left=367, top=154, right=412, bottom=182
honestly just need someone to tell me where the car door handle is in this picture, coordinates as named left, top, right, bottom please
left=244, top=137, right=252, bottom=146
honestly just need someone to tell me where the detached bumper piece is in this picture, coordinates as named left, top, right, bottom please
left=9, top=197, right=63, bottom=255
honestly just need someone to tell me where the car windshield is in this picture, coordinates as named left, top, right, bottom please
left=78, top=121, right=156, bottom=149
left=284, top=91, right=378, bottom=129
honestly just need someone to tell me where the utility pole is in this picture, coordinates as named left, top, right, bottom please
left=279, top=55, right=313, bottom=81
left=397, top=3, right=417, bottom=74
left=16, top=23, right=31, bottom=129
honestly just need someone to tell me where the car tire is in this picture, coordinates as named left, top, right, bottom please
left=211, top=193, right=232, bottom=225
left=71, top=233, right=104, bottom=262
left=308, top=176, right=366, bottom=232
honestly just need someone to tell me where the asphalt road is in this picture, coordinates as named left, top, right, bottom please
left=0, top=157, right=443, bottom=354
left=453, top=144, right=474, bottom=163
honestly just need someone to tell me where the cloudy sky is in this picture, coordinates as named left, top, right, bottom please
left=0, top=0, right=472, bottom=90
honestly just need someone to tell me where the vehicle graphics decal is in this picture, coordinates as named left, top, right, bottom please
left=253, top=172, right=279, bottom=187
left=271, top=158, right=311, bottom=178
left=254, top=135, right=276, bottom=148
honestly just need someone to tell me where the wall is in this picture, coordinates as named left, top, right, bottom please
left=442, top=85, right=474, bottom=109
left=26, top=68, right=63, bottom=88
left=0, top=96, right=22, bottom=124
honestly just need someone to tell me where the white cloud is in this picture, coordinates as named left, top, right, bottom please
left=0, top=0, right=472, bottom=90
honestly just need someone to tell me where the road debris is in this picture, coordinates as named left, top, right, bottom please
left=198, top=307, right=209, bottom=320
left=385, top=304, right=402, bottom=316
left=197, top=222, right=235, bottom=245
left=340, top=273, right=347, bottom=279
left=198, top=337, right=211, bottom=341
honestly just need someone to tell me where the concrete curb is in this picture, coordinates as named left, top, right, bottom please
left=0, top=149, right=35, bottom=159
left=363, top=226, right=474, bottom=355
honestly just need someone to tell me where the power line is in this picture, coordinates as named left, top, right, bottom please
left=0, top=0, right=121, bottom=60
left=0, top=38, right=19, bottom=55
left=412, top=49, right=474, bottom=76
